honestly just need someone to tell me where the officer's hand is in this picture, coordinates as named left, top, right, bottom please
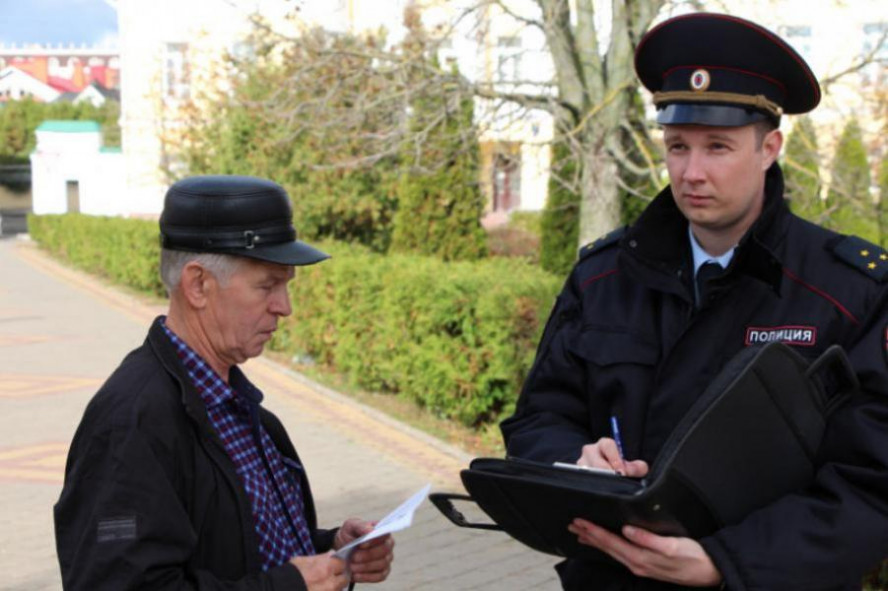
left=289, top=552, right=349, bottom=591
left=333, top=518, right=395, bottom=584
left=577, top=438, right=649, bottom=477
left=568, top=519, right=723, bottom=587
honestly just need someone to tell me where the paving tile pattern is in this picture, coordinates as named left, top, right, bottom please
left=0, top=238, right=561, bottom=590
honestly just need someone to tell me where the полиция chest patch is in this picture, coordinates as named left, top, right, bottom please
left=745, top=326, right=817, bottom=347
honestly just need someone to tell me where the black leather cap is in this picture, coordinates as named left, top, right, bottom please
left=159, top=175, right=329, bottom=266
left=635, top=13, right=821, bottom=126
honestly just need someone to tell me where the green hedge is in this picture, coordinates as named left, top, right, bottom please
left=28, top=214, right=560, bottom=426
left=274, top=241, right=559, bottom=425
left=28, top=214, right=165, bottom=297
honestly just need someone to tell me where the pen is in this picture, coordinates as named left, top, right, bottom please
left=610, top=415, right=625, bottom=460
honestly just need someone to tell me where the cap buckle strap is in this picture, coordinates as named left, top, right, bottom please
left=244, top=230, right=256, bottom=249
left=653, top=90, right=784, bottom=118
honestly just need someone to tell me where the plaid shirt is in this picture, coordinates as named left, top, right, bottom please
left=162, top=320, right=315, bottom=571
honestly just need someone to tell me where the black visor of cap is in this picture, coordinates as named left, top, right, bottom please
left=224, top=239, right=330, bottom=266
left=656, top=103, right=771, bottom=127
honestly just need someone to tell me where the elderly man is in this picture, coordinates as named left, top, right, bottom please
left=501, top=12, right=888, bottom=590
left=54, top=176, right=394, bottom=590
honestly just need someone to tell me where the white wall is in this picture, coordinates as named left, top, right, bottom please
left=30, top=130, right=126, bottom=216
left=117, top=0, right=298, bottom=216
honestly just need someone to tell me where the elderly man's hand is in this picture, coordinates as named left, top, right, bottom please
left=568, top=519, right=722, bottom=587
left=289, top=552, right=349, bottom=591
left=333, top=518, right=395, bottom=584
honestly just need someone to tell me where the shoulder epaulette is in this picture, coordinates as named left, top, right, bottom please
left=830, top=235, right=888, bottom=282
left=578, top=226, right=627, bottom=262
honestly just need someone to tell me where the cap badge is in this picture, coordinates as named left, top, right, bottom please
left=690, top=69, right=711, bottom=92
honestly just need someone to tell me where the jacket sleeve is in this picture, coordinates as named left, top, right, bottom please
left=54, top=422, right=308, bottom=591
left=700, top=294, right=888, bottom=590
left=500, top=272, right=598, bottom=463
left=312, top=528, right=337, bottom=553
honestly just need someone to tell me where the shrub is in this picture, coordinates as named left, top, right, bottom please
left=274, top=241, right=560, bottom=425
left=27, top=213, right=164, bottom=297
left=486, top=225, right=540, bottom=261
left=507, top=211, right=542, bottom=238
left=29, top=214, right=560, bottom=427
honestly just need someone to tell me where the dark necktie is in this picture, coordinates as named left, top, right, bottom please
left=696, top=261, right=723, bottom=307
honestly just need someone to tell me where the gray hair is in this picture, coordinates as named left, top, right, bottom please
left=160, top=249, right=244, bottom=294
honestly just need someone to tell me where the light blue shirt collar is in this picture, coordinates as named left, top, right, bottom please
left=689, top=226, right=735, bottom=275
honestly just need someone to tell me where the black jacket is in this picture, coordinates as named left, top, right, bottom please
left=501, top=165, right=888, bottom=590
left=54, top=317, right=336, bottom=590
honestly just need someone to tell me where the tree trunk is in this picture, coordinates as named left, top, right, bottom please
left=579, top=140, right=622, bottom=244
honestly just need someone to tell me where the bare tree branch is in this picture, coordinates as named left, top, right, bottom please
left=821, top=27, right=888, bottom=89
left=485, top=0, right=545, bottom=31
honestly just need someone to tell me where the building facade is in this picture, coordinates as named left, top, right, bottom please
left=30, top=121, right=125, bottom=216
left=113, top=0, right=887, bottom=219
left=0, top=44, right=120, bottom=102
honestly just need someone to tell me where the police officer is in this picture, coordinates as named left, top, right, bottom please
left=501, top=13, right=888, bottom=590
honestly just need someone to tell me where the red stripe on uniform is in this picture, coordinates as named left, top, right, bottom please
left=783, top=268, right=858, bottom=325
left=580, top=269, right=618, bottom=291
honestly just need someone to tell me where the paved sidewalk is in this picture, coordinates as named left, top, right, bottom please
left=0, top=238, right=560, bottom=590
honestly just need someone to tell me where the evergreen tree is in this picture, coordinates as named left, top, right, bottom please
left=826, top=119, right=876, bottom=242
left=878, top=156, right=888, bottom=248
left=390, top=65, right=487, bottom=261
left=539, top=138, right=580, bottom=275
left=783, top=115, right=823, bottom=222
left=618, top=89, right=662, bottom=225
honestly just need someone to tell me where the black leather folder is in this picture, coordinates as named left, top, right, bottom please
left=430, top=342, right=857, bottom=560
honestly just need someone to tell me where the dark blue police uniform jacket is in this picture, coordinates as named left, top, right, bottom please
left=501, top=164, right=888, bottom=590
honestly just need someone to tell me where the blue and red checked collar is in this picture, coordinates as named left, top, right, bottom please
left=159, top=317, right=263, bottom=410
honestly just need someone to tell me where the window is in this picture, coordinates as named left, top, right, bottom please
left=492, top=152, right=521, bottom=212
left=230, top=41, right=255, bottom=62
left=861, top=22, right=888, bottom=85
left=778, top=24, right=812, bottom=60
left=163, top=43, right=190, bottom=100
left=497, top=54, right=521, bottom=82
left=496, top=35, right=523, bottom=83
left=66, top=181, right=80, bottom=213
left=782, top=25, right=811, bottom=37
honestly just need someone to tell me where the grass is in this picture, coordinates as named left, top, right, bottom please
left=264, top=349, right=506, bottom=458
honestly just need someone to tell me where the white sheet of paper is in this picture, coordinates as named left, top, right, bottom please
left=333, top=483, right=431, bottom=560
left=552, top=461, right=617, bottom=475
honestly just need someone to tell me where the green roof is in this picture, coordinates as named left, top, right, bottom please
left=36, top=120, right=102, bottom=133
